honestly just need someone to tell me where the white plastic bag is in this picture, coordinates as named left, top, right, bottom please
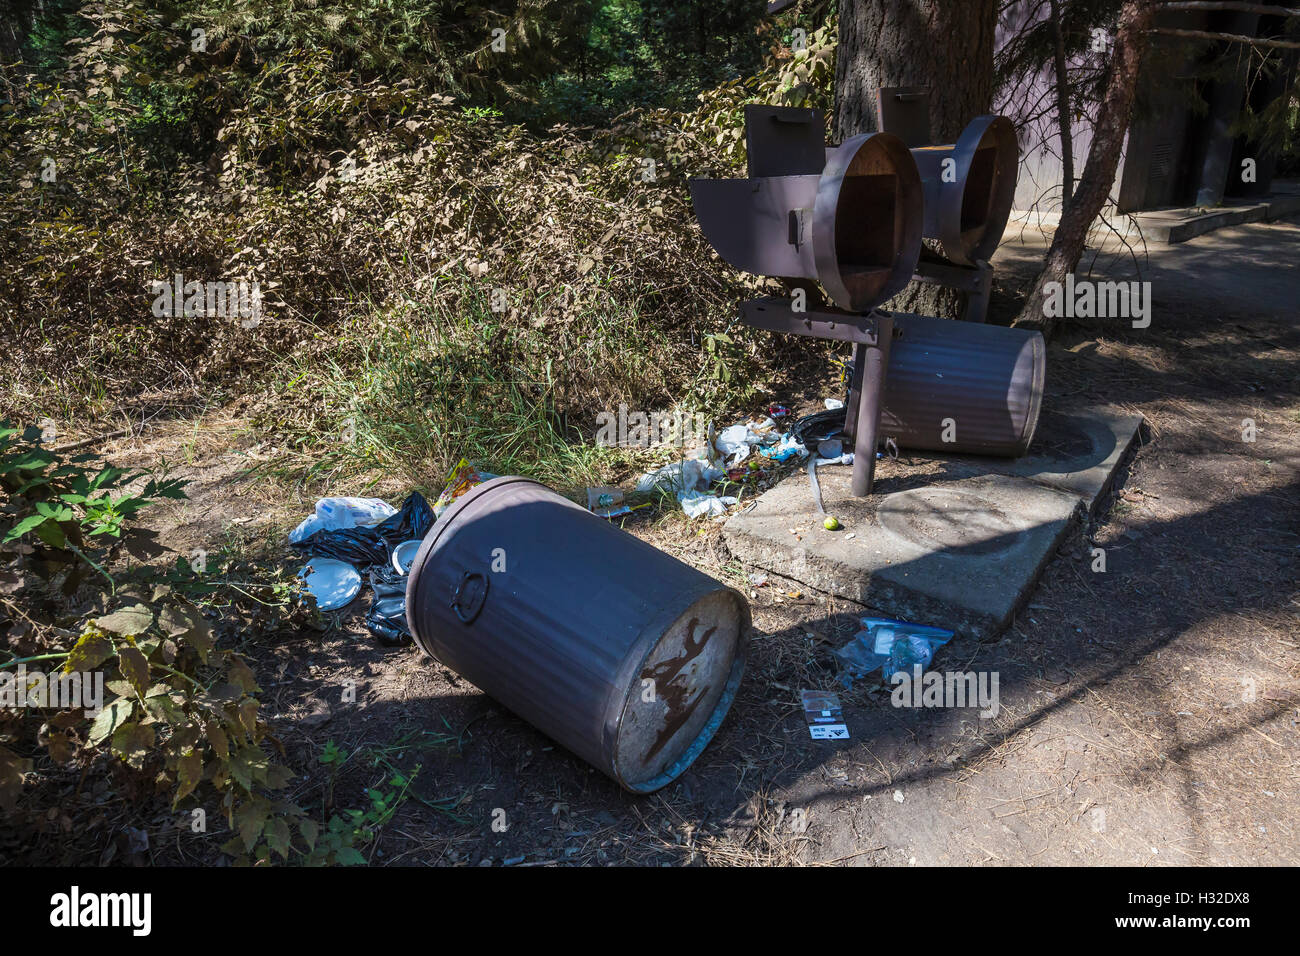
left=289, top=497, right=396, bottom=544
left=635, top=459, right=725, bottom=495
left=678, top=492, right=738, bottom=518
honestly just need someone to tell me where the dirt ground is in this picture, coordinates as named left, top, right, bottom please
left=34, top=215, right=1299, bottom=867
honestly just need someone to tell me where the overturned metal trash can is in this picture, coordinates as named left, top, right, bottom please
left=880, top=312, right=1045, bottom=456
left=406, top=477, right=749, bottom=793
left=740, top=297, right=1045, bottom=458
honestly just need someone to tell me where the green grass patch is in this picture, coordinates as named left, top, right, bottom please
left=256, top=282, right=717, bottom=492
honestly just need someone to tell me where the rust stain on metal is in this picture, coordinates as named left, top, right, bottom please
left=642, top=617, right=715, bottom=763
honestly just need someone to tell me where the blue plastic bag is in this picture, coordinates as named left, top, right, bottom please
left=833, top=617, right=954, bottom=687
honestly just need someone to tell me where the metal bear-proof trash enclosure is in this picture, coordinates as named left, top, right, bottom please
left=405, top=476, right=750, bottom=793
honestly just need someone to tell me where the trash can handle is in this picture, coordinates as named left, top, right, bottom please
left=451, top=571, right=488, bottom=624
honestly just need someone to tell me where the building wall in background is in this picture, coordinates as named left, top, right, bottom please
left=994, top=2, right=1295, bottom=218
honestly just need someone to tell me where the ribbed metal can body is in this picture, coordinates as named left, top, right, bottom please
left=880, top=313, right=1046, bottom=456
left=405, top=477, right=750, bottom=793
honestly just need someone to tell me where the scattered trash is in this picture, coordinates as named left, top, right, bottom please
left=586, top=486, right=643, bottom=520
left=757, top=433, right=808, bottom=463
left=289, top=496, right=396, bottom=544
left=678, top=491, right=738, bottom=518
left=373, top=490, right=436, bottom=542
left=824, top=398, right=845, bottom=410
left=635, top=405, right=853, bottom=520
left=801, top=689, right=849, bottom=740
left=364, top=565, right=413, bottom=647
left=298, top=558, right=363, bottom=611
left=292, top=524, right=389, bottom=567
left=833, top=617, right=955, bottom=686
left=747, top=572, right=769, bottom=587
left=806, top=456, right=827, bottom=515
left=635, top=458, right=724, bottom=496
left=715, top=423, right=764, bottom=459
left=391, top=539, right=422, bottom=575
left=791, top=407, right=847, bottom=453
left=434, top=459, right=497, bottom=517
left=291, top=491, right=434, bottom=567
left=290, top=491, right=434, bottom=642
left=816, top=452, right=856, bottom=466
left=636, top=453, right=740, bottom=519
left=713, top=418, right=782, bottom=467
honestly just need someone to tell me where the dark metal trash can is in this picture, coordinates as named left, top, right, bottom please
left=878, top=313, right=1045, bottom=456
left=406, top=477, right=750, bottom=793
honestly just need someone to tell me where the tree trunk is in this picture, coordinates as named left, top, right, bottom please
left=1013, top=0, right=1158, bottom=336
left=835, top=0, right=999, bottom=318
left=1050, top=0, right=1075, bottom=210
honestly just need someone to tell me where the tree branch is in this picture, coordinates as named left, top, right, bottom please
left=1050, top=0, right=1075, bottom=209
left=1152, top=27, right=1300, bottom=49
left=1156, top=2, right=1300, bottom=17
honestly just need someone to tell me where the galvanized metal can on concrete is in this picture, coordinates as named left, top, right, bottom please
left=405, top=477, right=750, bottom=793
left=879, top=313, right=1045, bottom=456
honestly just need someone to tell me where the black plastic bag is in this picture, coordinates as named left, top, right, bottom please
left=791, top=407, right=848, bottom=452
left=292, top=492, right=434, bottom=568
left=373, top=491, right=434, bottom=545
left=291, top=525, right=391, bottom=567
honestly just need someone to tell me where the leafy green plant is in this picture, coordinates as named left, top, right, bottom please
left=0, top=420, right=336, bottom=864
left=703, top=331, right=735, bottom=385
left=305, top=762, right=417, bottom=866
left=301, top=733, right=465, bottom=865
left=1, top=424, right=186, bottom=580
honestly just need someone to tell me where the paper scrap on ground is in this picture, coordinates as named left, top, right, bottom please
left=635, top=458, right=725, bottom=496
left=801, top=689, right=849, bottom=740
left=587, top=486, right=634, bottom=519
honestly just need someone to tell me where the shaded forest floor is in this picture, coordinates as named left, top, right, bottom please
left=15, top=215, right=1299, bottom=866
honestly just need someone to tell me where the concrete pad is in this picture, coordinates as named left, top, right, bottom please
left=725, top=406, right=1142, bottom=637
left=1128, top=188, right=1300, bottom=243
left=935, top=405, right=1144, bottom=511
left=1265, top=192, right=1300, bottom=221
left=1130, top=203, right=1269, bottom=243
left=726, top=469, right=1081, bottom=639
